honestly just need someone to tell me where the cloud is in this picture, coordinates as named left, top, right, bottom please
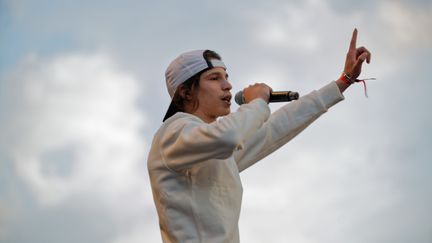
left=1, top=52, right=148, bottom=207
left=378, top=1, right=432, bottom=48
left=0, top=52, right=162, bottom=242
left=111, top=222, right=161, bottom=243
left=239, top=135, right=431, bottom=243
left=238, top=0, right=432, bottom=85
left=245, top=0, right=328, bottom=51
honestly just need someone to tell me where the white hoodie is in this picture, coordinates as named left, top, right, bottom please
left=148, top=81, right=344, bottom=243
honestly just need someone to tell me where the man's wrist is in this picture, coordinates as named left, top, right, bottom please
left=335, top=78, right=350, bottom=93
left=340, top=72, right=355, bottom=85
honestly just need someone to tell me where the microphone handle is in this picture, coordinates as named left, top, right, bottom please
left=269, top=91, right=299, bottom=102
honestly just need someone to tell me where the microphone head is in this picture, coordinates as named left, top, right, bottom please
left=234, top=91, right=244, bottom=105
left=289, top=91, right=299, bottom=100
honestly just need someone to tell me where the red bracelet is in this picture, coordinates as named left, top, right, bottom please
left=340, top=72, right=354, bottom=85
left=339, top=72, right=376, bottom=98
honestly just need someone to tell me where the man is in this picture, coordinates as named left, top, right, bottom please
left=148, top=29, right=371, bottom=243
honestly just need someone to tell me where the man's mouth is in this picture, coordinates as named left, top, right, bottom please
left=221, top=94, right=232, bottom=105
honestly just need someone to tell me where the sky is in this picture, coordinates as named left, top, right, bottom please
left=0, top=0, right=431, bottom=242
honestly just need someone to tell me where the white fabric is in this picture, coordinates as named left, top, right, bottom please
left=148, top=81, right=344, bottom=243
left=165, top=50, right=226, bottom=98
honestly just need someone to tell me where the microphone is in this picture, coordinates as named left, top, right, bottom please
left=235, top=90, right=299, bottom=105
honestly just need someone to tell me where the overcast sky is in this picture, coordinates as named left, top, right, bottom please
left=1, top=0, right=431, bottom=242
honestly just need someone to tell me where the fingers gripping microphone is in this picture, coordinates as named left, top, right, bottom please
left=235, top=90, right=299, bottom=105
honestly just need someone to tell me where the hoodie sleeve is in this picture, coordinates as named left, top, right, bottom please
left=234, top=81, right=345, bottom=172
left=159, top=98, right=270, bottom=171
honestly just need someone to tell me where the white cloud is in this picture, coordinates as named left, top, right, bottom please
left=240, top=0, right=432, bottom=85
left=378, top=1, right=432, bottom=48
left=111, top=222, right=161, bottom=243
left=239, top=141, right=407, bottom=243
left=2, top=52, right=149, bottom=207
left=246, top=0, right=327, bottom=51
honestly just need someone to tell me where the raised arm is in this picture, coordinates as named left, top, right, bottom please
left=234, top=28, right=372, bottom=171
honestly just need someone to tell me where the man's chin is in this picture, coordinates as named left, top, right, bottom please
left=221, top=108, right=231, bottom=116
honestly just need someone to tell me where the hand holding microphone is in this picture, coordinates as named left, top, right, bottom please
left=239, top=83, right=272, bottom=104
left=235, top=83, right=299, bottom=105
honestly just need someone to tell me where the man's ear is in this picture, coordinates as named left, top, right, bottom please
left=178, top=86, right=192, bottom=101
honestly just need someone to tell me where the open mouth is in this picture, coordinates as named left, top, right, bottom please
left=221, top=94, right=232, bottom=105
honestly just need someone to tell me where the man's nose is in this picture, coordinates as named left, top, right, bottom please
left=222, top=80, right=232, bottom=90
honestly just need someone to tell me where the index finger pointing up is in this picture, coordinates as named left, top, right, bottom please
left=349, top=28, right=358, bottom=51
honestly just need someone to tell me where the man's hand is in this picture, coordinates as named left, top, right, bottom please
left=343, top=28, right=371, bottom=80
left=243, top=83, right=272, bottom=104
left=336, top=28, right=372, bottom=92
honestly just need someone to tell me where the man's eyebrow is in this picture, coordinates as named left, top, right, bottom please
left=204, top=71, right=228, bottom=78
